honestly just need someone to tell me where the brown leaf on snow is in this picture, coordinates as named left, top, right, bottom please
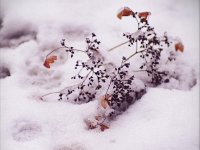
left=138, top=12, right=151, bottom=21
left=100, top=95, right=111, bottom=109
left=175, top=42, right=184, bottom=52
left=117, top=7, right=134, bottom=19
left=101, top=99, right=109, bottom=109
left=43, top=55, right=57, bottom=68
left=100, top=124, right=109, bottom=131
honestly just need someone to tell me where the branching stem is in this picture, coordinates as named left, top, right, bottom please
left=45, top=47, right=86, bottom=59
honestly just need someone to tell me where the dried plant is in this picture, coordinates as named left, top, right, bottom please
left=41, top=7, right=184, bottom=131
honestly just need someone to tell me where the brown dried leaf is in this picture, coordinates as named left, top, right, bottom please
left=100, top=95, right=111, bottom=109
left=100, top=124, right=109, bottom=131
left=117, top=7, right=134, bottom=19
left=138, top=12, right=151, bottom=21
left=101, top=99, right=109, bottom=109
left=43, top=55, right=57, bottom=68
left=175, top=42, right=184, bottom=52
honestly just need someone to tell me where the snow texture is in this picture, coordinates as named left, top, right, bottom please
left=0, top=0, right=199, bottom=150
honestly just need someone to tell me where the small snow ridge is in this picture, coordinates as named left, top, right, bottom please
left=0, top=19, right=37, bottom=48
left=12, top=120, right=42, bottom=142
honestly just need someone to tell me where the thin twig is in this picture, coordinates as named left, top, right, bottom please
left=124, top=49, right=147, bottom=63
left=45, top=47, right=86, bottom=59
left=40, top=70, right=92, bottom=101
left=135, top=15, right=140, bottom=29
left=105, top=78, right=113, bottom=96
left=107, top=16, right=141, bottom=53
left=79, top=70, right=93, bottom=92
left=40, top=91, right=61, bottom=101
left=107, top=40, right=129, bottom=52
left=132, top=69, right=147, bottom=73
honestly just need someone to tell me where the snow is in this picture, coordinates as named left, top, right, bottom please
left=0, top=0, right=199, bottom=150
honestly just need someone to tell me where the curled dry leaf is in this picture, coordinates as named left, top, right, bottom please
left=175, top=42, right=184, bottom=52
left=100, top=95, right=111, bottom=109
left=100, top=124, right=109, bottom=131
left=117, top=7, right=134, bottom=19
left=138, top=12, right=151, bottom=21
left=43, top=55, right=57, bottom=68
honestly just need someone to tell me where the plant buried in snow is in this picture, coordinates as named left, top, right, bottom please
left=104, top=58, right=135, bottom=113
left=116, top=7, right=184, bottom=86
left=42, top=7, right=184, bottom=130
left=43, top=33, right=111, bottom=103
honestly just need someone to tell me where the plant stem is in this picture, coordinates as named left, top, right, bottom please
left=80, top=70, right=92, bottom=87
left=107, top=15, right=140, bottom=53
left=132, top=69, right=147, bottom=73
left=135, top=16, right=140, bottom=29
left=40, top=70, right=92, bottom=101
left=45, top=47, right=86, bottom=59
left=40, top=91, right=61, bottom=101
left=124, top=49, right=146, bottom=63
left=105, top=77, right=113, bottom=96
left=107, top=40, right=129, bottom=52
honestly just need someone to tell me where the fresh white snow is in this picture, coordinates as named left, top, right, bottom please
left=0, top=0, right=199, bottom=150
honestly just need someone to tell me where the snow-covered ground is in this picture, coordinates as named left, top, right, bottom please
left=0, top=0, right=199, bottom=150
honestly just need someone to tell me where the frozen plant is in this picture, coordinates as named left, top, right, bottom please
left=41, top=7, right=193, bottom=131
left=42, top=33, right=110, bottom=103
left=114, top=7, right=186, bottom=87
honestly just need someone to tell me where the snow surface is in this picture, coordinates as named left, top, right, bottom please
left=0, top=0, right=199, bottom=150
